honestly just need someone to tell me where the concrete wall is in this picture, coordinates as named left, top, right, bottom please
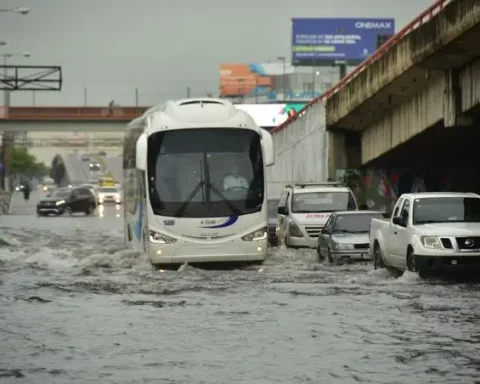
left=267, top=102, right=328, bottom=197
left=460, top=57, right=480, bottom=113
left=362, top=75, right=445, bottom=164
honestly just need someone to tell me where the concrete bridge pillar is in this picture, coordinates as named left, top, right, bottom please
left=443, top=69, right=474, bottom=127
left=328, top=130, right=362, bottom=178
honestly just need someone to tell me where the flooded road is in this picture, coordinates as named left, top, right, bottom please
left=1, top=192, right=480, bottom=383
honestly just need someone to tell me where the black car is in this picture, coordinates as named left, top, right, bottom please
left=36, top=187, right=97, bottom=216
left=267, top=198, right=280, bottom=247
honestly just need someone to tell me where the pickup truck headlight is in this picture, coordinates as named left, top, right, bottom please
left=149, top=230, right=176, bottom=244
left=421, top=236, right=441, bottom=249
left=242, top=227, right=267, bottom=241
left=332, top=242, right=354, bottom=250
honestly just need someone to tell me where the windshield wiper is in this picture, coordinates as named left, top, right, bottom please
left=174, top=181, right=205, bottom=217
left=207, top=182, right=243, bottom=215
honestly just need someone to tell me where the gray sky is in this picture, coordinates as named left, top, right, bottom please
left=1, top=0, right=435, bottom=107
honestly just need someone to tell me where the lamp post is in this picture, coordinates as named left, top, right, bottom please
left=277, top=56, right=286, bottom=102
left=0, top=52, right=30, bottom=191
left=0, top=7, right=30, bottom=192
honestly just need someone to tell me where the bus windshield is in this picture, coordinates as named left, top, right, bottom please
left=147, top=128, right=264, bottom=218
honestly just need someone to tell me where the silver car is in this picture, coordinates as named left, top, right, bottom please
left=317, top=210, right=384, bottom=263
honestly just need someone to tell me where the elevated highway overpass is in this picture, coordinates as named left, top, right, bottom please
left=267, top=0, right=480, bottom=204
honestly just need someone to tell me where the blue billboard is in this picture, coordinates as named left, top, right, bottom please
left=292, top=18, right=395, bottom=66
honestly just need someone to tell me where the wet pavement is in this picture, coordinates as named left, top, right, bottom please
left=1, top=191, right=480, bottom=383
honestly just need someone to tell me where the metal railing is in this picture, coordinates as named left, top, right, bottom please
left=271, top=0, right=451, bottom=134
left=16, top=138, right=124, bottom=147
left=2, top=106, right=149, bottom=120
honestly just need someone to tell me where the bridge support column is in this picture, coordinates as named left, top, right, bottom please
left=328, top=130, right=361, bottom=179
left=444, top=69, right=473, bottom=127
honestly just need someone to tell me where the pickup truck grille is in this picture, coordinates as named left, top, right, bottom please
left=354, top=243, right=369, bottom=249
left=456, top=236, right=480, bottom=250
left=305, top=225, right=322, bottom=238
left=440, top=238, right=453, bottom=249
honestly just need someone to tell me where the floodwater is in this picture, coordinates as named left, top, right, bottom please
left=1, top=191, right=480, bottom=384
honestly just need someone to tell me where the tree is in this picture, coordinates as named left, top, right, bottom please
left=11, top=148, right=49, bottom=177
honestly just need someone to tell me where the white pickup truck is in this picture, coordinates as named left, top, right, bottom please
left=369, top=192, right=480, bottom=277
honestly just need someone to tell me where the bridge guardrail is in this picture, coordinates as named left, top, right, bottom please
left=3, top=106, right=148, bottom=120
left=18, top=138, right=124, bottom=147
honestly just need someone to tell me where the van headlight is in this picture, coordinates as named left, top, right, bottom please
left=421, top=236, right=441, bottom=249
left=332, top=242, right=354, bottom=250
left=149, top=230, right=177, bottom=244
left=242, top=227, right=267, bottom=241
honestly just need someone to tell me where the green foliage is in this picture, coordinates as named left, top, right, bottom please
left=11, top=148, right=49, bottom=176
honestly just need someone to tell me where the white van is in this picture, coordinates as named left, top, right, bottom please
left=277, top=182, right=358, bottom=248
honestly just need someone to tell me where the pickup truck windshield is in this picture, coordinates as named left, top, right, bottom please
left=292, top=192, right=356, bottom=213
left=333, top=213, right=383, bottom=233
left=413, top=197, right=480, bottom=224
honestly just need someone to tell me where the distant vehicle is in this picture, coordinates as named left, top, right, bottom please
left=317, top=210, right=383, bottom=263
left=277, top=182, right=358, bottom=248
left=80, top=183, right=100, bottom=204
left=122, top=98, right=275, bottom=267
left=36, top=187, right=97, bottom=216
left=89, top=162, right=101, bottom=171
left=39, top=177, right=56, bottom=192
left=99, top=176, right=115, bottom=187
left=81, top=155, right=90, bottom=161
left=370, top=192, right=480, bottom=278
left=97, top=186, right=122, bottom=204
left=267, top=197, right=280, bottom=247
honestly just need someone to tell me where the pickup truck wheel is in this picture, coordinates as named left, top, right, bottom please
left=317, top=246, right=324, bottom=261
left=373, top=244, right=385, bottom=269
left=326, top=249, right=333, bottom=263
left=406, top=249, right=418, bottom=273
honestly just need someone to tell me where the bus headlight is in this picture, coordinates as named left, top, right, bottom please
left=242, top=227, right=267, bottom=241
left=149, top=230, right=177, bottom=244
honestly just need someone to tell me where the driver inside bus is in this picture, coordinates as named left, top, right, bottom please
left=223, top=165, right=249, bottom=191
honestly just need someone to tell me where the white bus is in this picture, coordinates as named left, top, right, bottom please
left=122, top=98, right=275, bottom=267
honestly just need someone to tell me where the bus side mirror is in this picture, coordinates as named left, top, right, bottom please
left=260, top=129, right=275, bottom=166
left=135, top=133, right=147, bottom=170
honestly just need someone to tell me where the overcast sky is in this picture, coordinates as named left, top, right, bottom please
left=1, top=0, right=435, bottom=107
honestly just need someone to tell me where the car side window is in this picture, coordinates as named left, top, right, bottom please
left=393, top=198, right=403, bottom=217
left=400, top=199, right=410, bottom=226
left=324, top=215, right=334, bottom=232
left=278, top=190, right=288, bottom=208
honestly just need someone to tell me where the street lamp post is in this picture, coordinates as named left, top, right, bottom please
left=0, top=7, right=30, bottom=192
left=0, top=52, right=30, bottom=191
left=277, top=56, right=286, bottom=102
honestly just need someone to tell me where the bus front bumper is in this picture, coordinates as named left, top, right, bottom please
left=148, top=239, right=268, bottom=264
